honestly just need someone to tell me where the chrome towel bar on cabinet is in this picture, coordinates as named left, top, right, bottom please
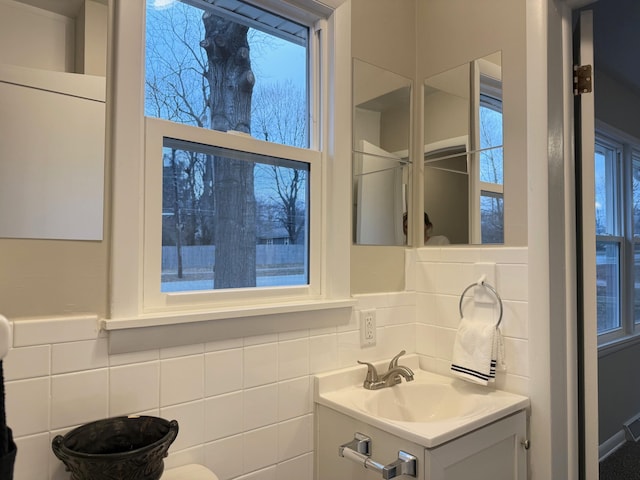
left=338, top=433, right=417, bottom=479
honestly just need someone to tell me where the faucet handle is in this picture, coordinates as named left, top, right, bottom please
left=357, top=360, right=379, bottom=388
left=388, top=350, right=407, bottom=370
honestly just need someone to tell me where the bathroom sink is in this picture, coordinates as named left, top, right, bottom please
left=360, top=381, right=491, bottom=422
left=314, top=355, right=529, bottom=448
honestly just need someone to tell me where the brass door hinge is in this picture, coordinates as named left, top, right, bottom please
left=574, top=65, right=593, bottom=95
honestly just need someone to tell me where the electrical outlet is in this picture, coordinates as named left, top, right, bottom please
left=360, top=309, right=376, bottom=347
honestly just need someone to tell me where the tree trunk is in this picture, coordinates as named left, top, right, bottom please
left=201, top=12, right=256, bottom=289
left=169, top=149, right=184, bottom=279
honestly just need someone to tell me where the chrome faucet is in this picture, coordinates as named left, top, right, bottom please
left=357, top=350, right=415, bottom=390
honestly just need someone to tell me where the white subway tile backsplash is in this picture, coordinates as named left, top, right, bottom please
left=109, top=361, right=160, bottom=416
left=108, top=347, right=159, bottom=367
left=161, top=343, right=205, bottom=359
left=164, top=444, right=206, bottom=470
left=503, top=337, right=529, bottom=377
left=496, top=263, right=528, bottom=301
left=433, top=327, right=456, bottom=362
left=243, top=425, right=278, bottom=474
left=437, top=262, right=476, bottom=296
left=278, top=329, right=309, bottom=341
left=243, top=334, right=278, bottom=347
left=336, top=330, right=365, bottom=368
left=161, top=400, right=205, bottom=451
left=205, top=391, right=243, bottom=441
left=206, top=337, right=243, bottom=352
left=278, top=338, right=309, bottom=380
left=236, top=466, right=276, bottom=480
left=277, top=414, right=312, bottom=461
left=205, top=434, right=244, bottom=480
left=5, top=377, right=49, bottom=436
left=309, top=325, right=337, bottom=336
left=416, top=324, right=436, bottom=358
left=278, top=377, right=312, bottom=421
left=205, top=348, right=243, bottom=397
left=13, top=433, right=50, bottom=480
left=308, top=334, right=338, bottom=374
left=4, top=344, right=50, bottom=380
left=13, top=315, right=99, bottom=347
left=378, top=324, right=414, bottom=359
left=50, top=369, right=108, bottom=430
left=501, top=300, right=528, bottom=339
left=276, top=453, right=313, bottom=480
left=161, top=355, right=204, bottom=407
left=243, top=343, right=277, bottom=388
left=52, top=338, right=109, bottom=374
left=243, top=384, right=277, bottom=431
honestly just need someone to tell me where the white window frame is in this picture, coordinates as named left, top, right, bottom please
left=104, top=0, right=353, bottom=351
left=595, top=122, right=640, bottom=351
left=143, top=118, right=322, bottom=311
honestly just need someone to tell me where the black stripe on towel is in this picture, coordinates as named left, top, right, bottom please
left=451, top=364, right=491, bottom=381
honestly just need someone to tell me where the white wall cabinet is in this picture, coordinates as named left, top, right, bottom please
left=0, top=65, right=105, bottom=240
left=316, top=405, right=527, bottom=480
left=0, top=0, right=107, bottom=241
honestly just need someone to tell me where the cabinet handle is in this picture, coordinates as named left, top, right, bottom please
left=339, top=433, right=417, bottom=479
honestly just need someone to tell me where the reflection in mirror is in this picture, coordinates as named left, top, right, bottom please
left=352, top=58, right=412, bottom=246
left=423, top=52, right=503, bottom=245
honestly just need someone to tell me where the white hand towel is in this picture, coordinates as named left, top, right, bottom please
left=450, top=317, right=504, bottom=386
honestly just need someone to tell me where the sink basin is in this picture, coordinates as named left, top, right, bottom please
left=360, top=381, right=491, bottom=422
left=314, top=355, right=529, bottom=448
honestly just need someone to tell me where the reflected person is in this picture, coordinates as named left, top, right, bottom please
left=403, top=212, right=450, bottom=245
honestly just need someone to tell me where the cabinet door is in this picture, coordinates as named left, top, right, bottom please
left=316, top=405, right=425, bottom=480
left=0, top=77, right=105, bottom=240
left=425, top=411, right=527, bottom=480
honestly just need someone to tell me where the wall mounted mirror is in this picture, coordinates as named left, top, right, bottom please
left=423, top=51, right=503, bottom=245
left=352, top=58, right=412, bottom=246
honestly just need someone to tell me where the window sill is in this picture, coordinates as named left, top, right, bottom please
left=598, top=332, right=640, bottom=358
left=102, top=298, right=355, bottom=354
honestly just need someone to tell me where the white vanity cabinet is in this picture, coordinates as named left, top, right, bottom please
left=316, top=405, right=527, bottom=480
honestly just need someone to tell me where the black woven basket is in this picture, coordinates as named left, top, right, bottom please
left=52, top=415, right=178, bottom=480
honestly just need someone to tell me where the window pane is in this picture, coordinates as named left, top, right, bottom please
left=479, top=103, right=503, bottom=149
left=633, top=155, right=640, bottom=237
left=635, top=243, right=640, bottom=325
left=161, top=140, right=309, bottom=292
left=479, top=145, right=503, bottom=185
left=480, top=193, right=504, bottom=244
left=479, top=104, right=503, bottom=185
left=145, top=0, right=309, bottom=148
left=596, top=240, right=621, bottom=334
left=594, top=145, right=619, bottom=236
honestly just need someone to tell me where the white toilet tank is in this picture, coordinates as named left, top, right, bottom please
left=163, top=464, right=219, bottom=480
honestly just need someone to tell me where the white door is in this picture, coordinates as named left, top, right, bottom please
left=575, top=9, right=599, bottom=480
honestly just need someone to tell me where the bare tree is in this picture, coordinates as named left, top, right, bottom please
left=146, top=3, right=307, bottom=288
left=201, top=12, right=257, bottom=288
left=252, top=80, right=307, bottom=147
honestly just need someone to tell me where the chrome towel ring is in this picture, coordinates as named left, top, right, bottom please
left=458, top=280, right=503, bottom=328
